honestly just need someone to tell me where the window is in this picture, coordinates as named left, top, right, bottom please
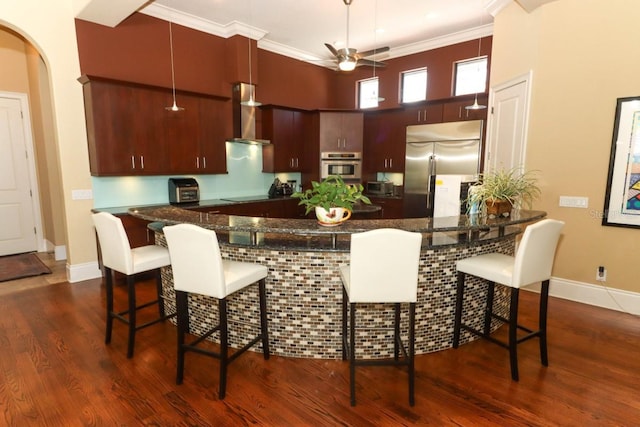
left=358, top=77, right=380, bottom=109
left=454, top=56, right=487, bottom=96
left=401, top=68, right=427, bottom=103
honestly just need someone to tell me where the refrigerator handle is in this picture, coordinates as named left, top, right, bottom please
left=428, top=154, right=436, bottom=176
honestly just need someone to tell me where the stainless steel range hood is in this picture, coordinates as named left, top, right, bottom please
left=227, top=82, right=270, bottom=145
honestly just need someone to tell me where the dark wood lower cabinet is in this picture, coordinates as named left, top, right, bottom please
left=118, top=214, right=154, bottom=247
left=368, top=197, right=404, bottom=219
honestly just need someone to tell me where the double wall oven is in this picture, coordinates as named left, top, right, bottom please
left=320, top=151, right=362, bottom=181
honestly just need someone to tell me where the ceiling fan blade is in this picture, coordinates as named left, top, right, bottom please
left=357, top=59, right=387, bottom=68
left=356, top=46, right=390, bottom=58
left=324, top=43, right=339, bottom=58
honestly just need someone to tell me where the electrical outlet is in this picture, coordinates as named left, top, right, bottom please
left=596, top=266, right=607, bottom=281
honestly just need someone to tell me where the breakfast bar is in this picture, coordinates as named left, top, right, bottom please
left=130, top=206, right=545, bottom=359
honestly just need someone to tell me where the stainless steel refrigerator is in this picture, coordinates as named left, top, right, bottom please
left=403, top=120, right=483, bottom=217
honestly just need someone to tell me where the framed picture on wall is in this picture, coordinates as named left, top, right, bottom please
left=603, top=96, right=640, bottom=228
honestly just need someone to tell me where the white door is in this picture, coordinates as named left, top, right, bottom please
left=485, top=72, right=532, bottom=172
left=0, top=96, right=38, bottom=255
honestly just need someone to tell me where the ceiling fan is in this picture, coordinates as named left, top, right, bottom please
left=325, top=0, right=390, bottom=71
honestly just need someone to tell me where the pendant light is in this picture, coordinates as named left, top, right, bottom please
left=372, top=0, right=384, bottom=103
left=241, top=0, right=261, bottom=106
left=465, top=8, right=487, bottom=111
left=240, top=38, right=261, bottom=107
left=165, top=21, right=184, bottom=112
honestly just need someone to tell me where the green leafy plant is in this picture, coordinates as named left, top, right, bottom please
left=292, top=175, right=371, bottom=214
left=468, top=167, right=541, bottom=211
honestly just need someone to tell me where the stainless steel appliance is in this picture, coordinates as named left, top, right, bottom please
left=226, top=83, right=270, bottom=145
left=403, top=120, right=482, bottom=217
left=366, top=181, right=394, bottom=196
left=320, top=151, right=362, bottom=180
left=168, top=177, right=200, bottom=204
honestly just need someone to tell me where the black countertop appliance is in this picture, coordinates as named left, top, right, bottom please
left=168, top=177, right=200, bottom=204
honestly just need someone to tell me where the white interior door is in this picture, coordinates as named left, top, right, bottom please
left=0, top=95, right=38, bottom=255
left=485, top=71, right=532, bottom=172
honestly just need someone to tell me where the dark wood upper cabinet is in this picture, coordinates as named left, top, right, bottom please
left=319, top=112, right=363, bottom=153
left=261, top=106, right=310, bottom=173
left=363, top=109, right=405, bottom=174
left=442, top=94, right=488, bottom=122
left=79, top=75, right=230, bottom=176
left=402, top=101, right=444, bottom=125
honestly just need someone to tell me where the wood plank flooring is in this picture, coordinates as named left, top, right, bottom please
left=0, top=253, right=638, bottom=426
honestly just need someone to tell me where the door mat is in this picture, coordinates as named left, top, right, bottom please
left=0, top=253, right=51, bottom=282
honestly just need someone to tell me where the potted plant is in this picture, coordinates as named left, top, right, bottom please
left=467, top=168, right=541, bottom=217
left=292, top=175, right=371, bottom=226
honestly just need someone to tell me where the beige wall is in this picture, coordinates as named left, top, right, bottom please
left=492, top=0, right=639, bottom=293
left=0, top=28, right=68, bottom=257
left=0, top=29, right=30, bottom=91
left=25, top=43, right=67, bottom=249
left=1, top=0, right=97, bottom=281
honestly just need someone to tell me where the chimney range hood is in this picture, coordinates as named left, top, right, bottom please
left=227, top=82, right=270, bottom=145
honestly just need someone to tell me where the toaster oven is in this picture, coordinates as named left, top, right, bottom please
left=168, top=177, right=200, bottom=204
left=366, top=181, right=394, bottom=196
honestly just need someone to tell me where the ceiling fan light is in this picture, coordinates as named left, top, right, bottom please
left=339, top=57, right=357, bottom=71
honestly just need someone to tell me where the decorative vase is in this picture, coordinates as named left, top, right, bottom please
left=315, top=206, right=351, bottom=226
left=485, top=199, right=513, bottom=218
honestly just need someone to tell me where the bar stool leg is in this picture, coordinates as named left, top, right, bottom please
left=175, top=290, right=189, bottom=385
left=394, top=303, right=401, bottom=360
left=408, top=302, right=416, bottom=407
left=508, top=288, right=520, bottom=381
left=155, top=268, right=165, bottom=319
left=126, top=275, right=136, bottom=359
left=341, top=287, right=348, bottom=361
left=349, top=302, right=356, bottom=406
left=484, top=281, right=496, bottom=336
left=453, top=271, right=465, bottom=348
left=105, top=267, right=114, bottom=345
left=218, top=298, right=229, bottom=400
left=539, top=279, right=550, bottom=366
left=258, top=279, right=270, bottom=359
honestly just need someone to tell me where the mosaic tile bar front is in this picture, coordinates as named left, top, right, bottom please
left=155, top=231, right=516, bottom=359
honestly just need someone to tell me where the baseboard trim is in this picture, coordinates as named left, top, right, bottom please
left=67, top=261, right=102, bottom=283
left=525, top=277, right=640, bottom=316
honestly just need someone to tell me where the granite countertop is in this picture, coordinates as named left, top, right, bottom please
left=93, top=196, right=291, bottom=215
left=130, top=205, right=546, bottom=236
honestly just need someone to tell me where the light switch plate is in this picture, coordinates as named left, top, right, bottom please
left=559, top=196, right=588, bottom=208
left=72, top=189, right=93, bottom=200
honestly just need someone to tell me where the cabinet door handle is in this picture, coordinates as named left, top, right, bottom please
left=196, top=157, right=200, bottom=168
left=140, top=156, right=144, bottom=169
left=417, top=110, right=422, bottom=122
left=295, top=158, right=299, bottom=168
left=131, top=156, right=135, bottom=169
left=203, top=157, right=207, bottom=169
left=459, top=106, right=463, bottom=118
left=384, top=158, right=388, bottom=168
left=389, top=158, right=393, bottom=168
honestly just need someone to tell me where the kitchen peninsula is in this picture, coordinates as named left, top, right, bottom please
left=130, top=205, right=545, bottom=359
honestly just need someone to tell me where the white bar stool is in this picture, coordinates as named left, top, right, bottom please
left=163, top=223, right=270, bottom=400
left=92, top=212, right=174, bottom=358
left=453, top=218, right=564, bottom=380
left=340, top=228, right=422, bottom=406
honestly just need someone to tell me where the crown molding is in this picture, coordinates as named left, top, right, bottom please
left=140, top=3, right=493, bottom=68
left=140, top=3, right=267, bottom=40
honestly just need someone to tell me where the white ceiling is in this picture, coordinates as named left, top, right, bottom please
left=137, top=0, right=497, bottom=66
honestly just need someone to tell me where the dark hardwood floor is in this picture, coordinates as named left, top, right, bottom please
left=0, top=253, right=638, bottom=426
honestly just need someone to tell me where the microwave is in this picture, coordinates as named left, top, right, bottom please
left=320, top=152, right=362, bottom=180
left=367, top=181, right=394, bottom=196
